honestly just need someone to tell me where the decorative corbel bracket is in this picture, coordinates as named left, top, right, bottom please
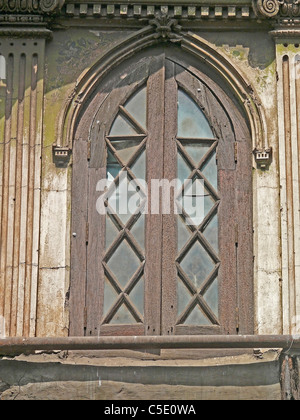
left=148, top=12, right=183, bottom=43
left=52, top=144, right=72, bottom=167
left=253, top=147, right=273, bottom=169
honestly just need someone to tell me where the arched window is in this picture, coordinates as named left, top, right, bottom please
left=70, top=49, right=253, bottom=337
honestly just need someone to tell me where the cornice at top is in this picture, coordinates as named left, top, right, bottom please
left=1, top=0, right=300, bottom=27
left=61, top=2, right=256, bottom=20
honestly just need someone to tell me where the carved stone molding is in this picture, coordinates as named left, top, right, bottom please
left=254, top=0, right=282, bottom=17
left=52, top=144, right=71, bottom=167
left=0, top=0, right=65, bottom=14
left=2, top=0, right=300, bottom=25
left=148, top=12, right=182, bottom=42
left=253, top=147, right=273, bottom=169
left=253, top=0, right=300, bottom=19
left=63, top=3, right=256, bottom=21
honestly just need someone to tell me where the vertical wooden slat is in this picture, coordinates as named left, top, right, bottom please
left=69, top=138, right=89, bottom=336
left=218, top=170, right=237, bottom=334
left=161, top=59, right=178, bottom=335
left=86, top=166, right=106, bottom=336
left=236, top=136, right=254, bottom=334
left=145, top=55, right=165, bottom=336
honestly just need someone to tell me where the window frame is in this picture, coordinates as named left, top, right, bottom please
left=70, top=47, right=254, bottom=337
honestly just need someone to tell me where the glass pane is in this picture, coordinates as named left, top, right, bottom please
left=110, top=139, right=141, bottom=164
left=106, top=216, right=119, bottom=250
left=130, top=213, right=145, bottom=251
left=131, top=151, right=146, bottom=180
left=125, top=87, right=147, bottom=130
left=177, top=153, right=191, bottom=189
left=110, top=303, right=136, bottom=324
left=107, top=179, right=139, bottom=224
left=203, top=214, right=218, bottom=253
left=180, top=241, right=215, bottom=288
left=204, top=278, right=219, bottom=318
left=181, top=178, right=208, bottom=226
left=129, top=276, right=144, bottom=316
left=177, top=278, right=192, bottom=315
left=180, top=141, right=211, bottom=166
left=204, top=190, right=215, bottom=217
left=202, top=151, right=218, bottom=191
left=178, top=90, right=214, bottom=139
left=177, top=217, right=191, bottom=252
left=107, top=150, right=122, bottom=181
left=110, top=114, right=137, bottom=136
left=103, top=278, right=118, bottom=316
left=184, top=305, right=211, bottom=326
left=107, top=240, right=140, bottom=288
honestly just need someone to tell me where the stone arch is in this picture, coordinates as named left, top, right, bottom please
left=55, top=26, right=268, bottom=156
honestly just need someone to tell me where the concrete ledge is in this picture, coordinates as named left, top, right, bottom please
left=0, top=350, right=281, bottom=400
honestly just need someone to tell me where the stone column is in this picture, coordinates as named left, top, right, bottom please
left=274, top=32, right=300, bottom=335
left=254, top=0, right=300, bottom=334
left=253, top=0, right=300, bottom=334
left=0, top=1, right=63, bottom=337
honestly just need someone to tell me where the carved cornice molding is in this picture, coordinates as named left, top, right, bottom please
left=253, top=0, right=281, bottom=17
left=62, top=2, right=256, bottom=21
left=253, top=0, right=300, bottom=21
left=0, top=0, right=65, bottom=15
left=1, top=0, right=300, bottom=30
left=0, top=0, right=65, bottom=32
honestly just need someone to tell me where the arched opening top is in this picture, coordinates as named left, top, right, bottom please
left=56, top=30, right=267, bottom=155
